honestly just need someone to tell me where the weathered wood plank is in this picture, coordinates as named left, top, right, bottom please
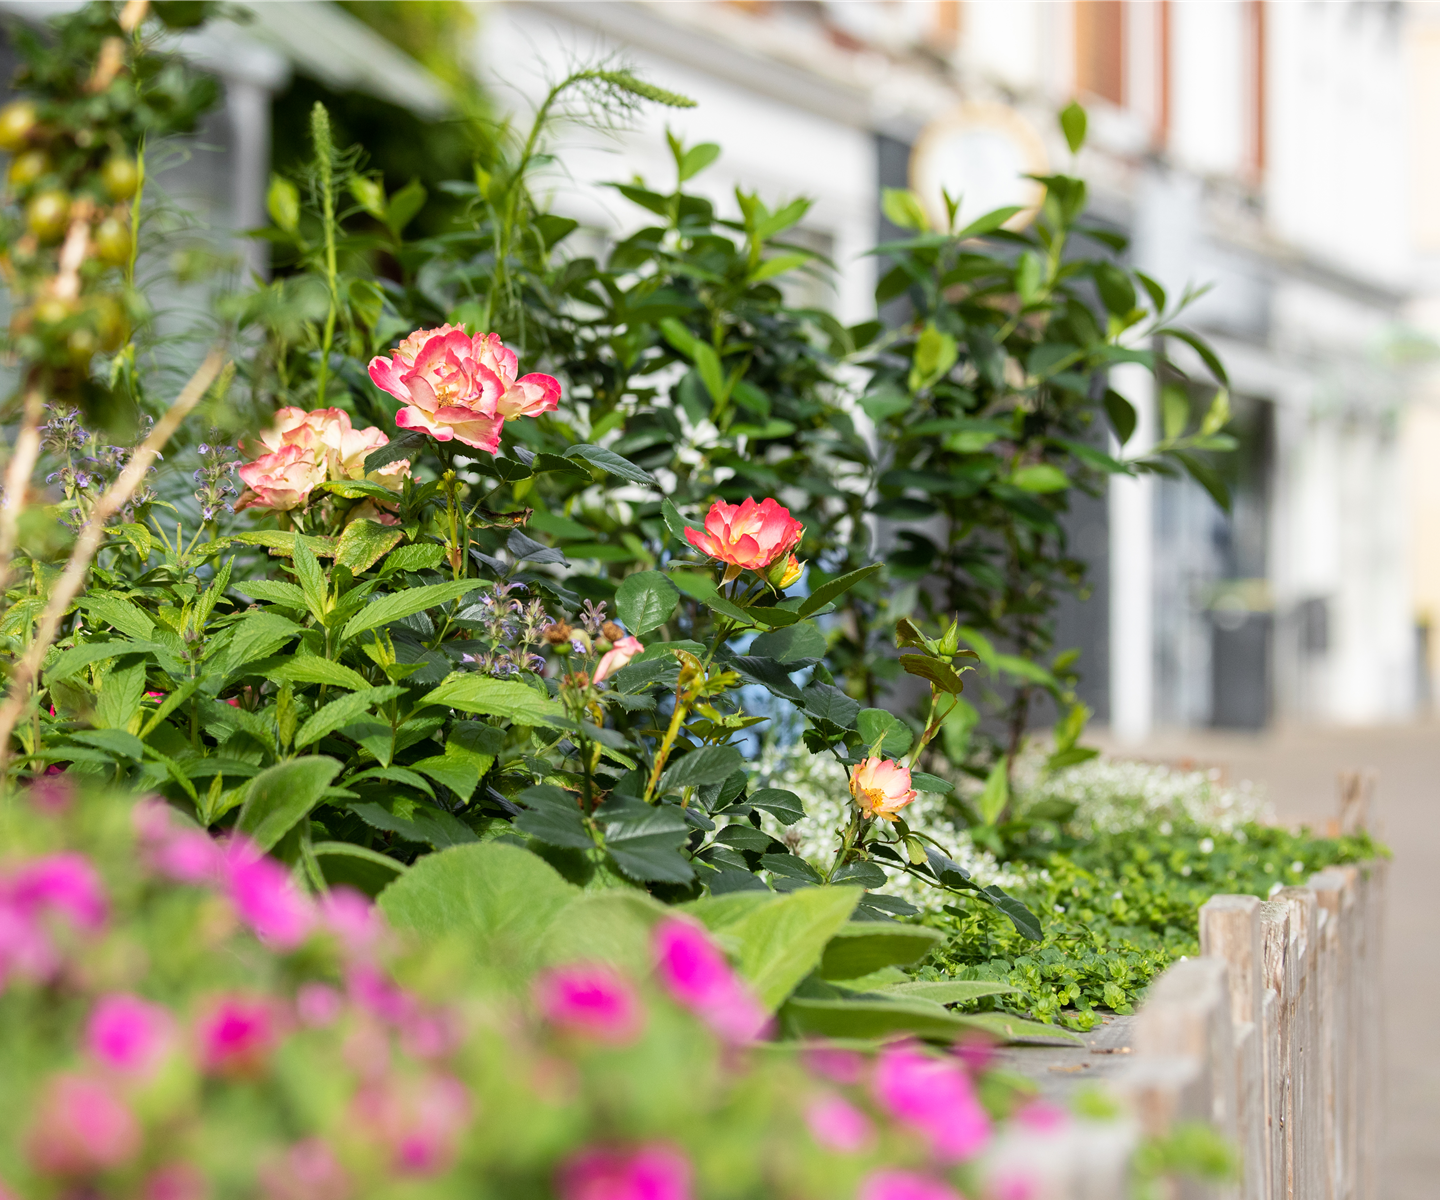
left=1260, top=900, right=1292, bottom=1200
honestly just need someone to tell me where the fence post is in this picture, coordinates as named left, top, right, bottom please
left=1259, top=900, right=1291, bottom=1200
left=1309, top=867, right=1357, bottom=1200
left=1276, top=887, right=1321, bottom=1200
left=1199, top=895, right=1265, bottom=1200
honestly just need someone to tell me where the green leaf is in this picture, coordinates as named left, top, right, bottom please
left=678, top=141, right=721, bottom=182
left=659, top=319, right=727, bottom=405
left=1161, top=383, right=1190, bottom=442
left=1010, top=464, right=1070, bottom=493
left=541, top=892, right=668, bottom=976
left=334, top=520, right=404, bottom=574
left=801, top=683, right=860, bottom=729
left=911, top=771, right=954, bottom=794
left=856, top=708, right=913, bottom=758
left=899, top=654, right=965, bottom=695
left=350, top=799, right=476, bottom=850
left=1015, top=251, right=1043, bottom=305
left=960, top=1011, right=1083, bottom=1044
left=378, top=843, right=578, bottom=966
left=274, top=657, right=370, bottom=691
left=783, top=995, right=980, bottom=1041
left=604, top=805, right=694, bottom=883
left=728, top=886, right=860, bottom=1009
left=661, top=498, right=704, bottom=547
left=659, top=744, right=743, bottom=793
left=409, top=754, right=482, bottom=802
left=294, top=686, right=403, bottom=750
left=908, top=322, right=958, bottom=393
left=421, top=674, right=568, bottom=726
left=380, top=543, right=446, bottom=574
left=1162, top=327, right=1230, bottom=386
left=515, top=785, right=592, bottom=849
left=219, top=613, right=304, bottom=677
left=875, top=979, right=1018, bottom=1004
left=362, top=431, right=428, bottom=475
left=668, top=571, right=754, bottom=625
left=1059, top=100, right=1088, bottom=153
left=311, top=841, right=406, bottom=875
left=750, top=621, right=826, bottom=664
left=882, top=187, right=929, bottom=232
left=68, top=728, right=144, bottom=761
left=1095, top=262, right=1137, bottom=315
left=831, top=860, right=886, bottom=888
left=978, top=757, right=1009, bottom=825
left=46, top=640, right=164, bottom=684
left=267, top=174, right=299, bottom=232
left=290, top=534, right=328, bottom=620
left=952, top=206, right=1023, bottom=240
left=236, top=757, right=342, bottom=851
left=340, top=580, right=486, bottom=643
left=83, top=596, right=154, bottom=640
left=1172, top=450, right=1232, bottom=510
left=384, top=178, right=427, bottom=236
left=819, top=922, right=946, bottom=979
left=1199, top=387, right=1231, bottom=436
left=616, top=571, right=680, bottom=636
left=563, top=443, right=658, bottom=487
left=746, top=787, right=806, bottom=826
left=751, top=252, right=811, bottom=283
left=797, top=563, right=882, bottom=617
left=241, top=580, right=308, bottom=610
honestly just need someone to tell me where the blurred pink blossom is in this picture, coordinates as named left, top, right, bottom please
left=259, top=1138, right=349, bottom=1200
left=1014, top=1100, right=1069, bottom=1134
left=805, top=1094, right=873, bottom=1152
left=857, top=1169, right=963, bottom=1200
left=86, top=993, right=174, bottom=1077
left=955, top=1037, right=997, bottom=1074
left=319, top=888, right=381, bottom=956
left=0, top=899, right=58, bottom=990
left=873, top=1043, right=991, bottom=1163
left=297, top=983, right=344, bottom=1028
left=652, top=918, right=769, bottom=1044
left=593, top=636, right=644, bottom=684
left=534, top=964, right=644, bottom=1043
left=803, top=1044, right=866, bottom=1085
left=132, top=800, right=221, bottom=883
left=990, top=1168, right=1040, bottom=1200
left=196, top=995, right=279, bottom=1076
left=221, top=839, right=314, bottom=949
left=26, top=774, right=73, bottom=814
left=400, top=1008, right=464, bottom=1060
left=347, top=962, right=416, bottom=1026
left=26, top=1073, right=141, bottom=1176
left=557, top=1143, right=693, bottom=1200
left=10, top=852, right=107, bottom=928
left=143, top=1162, right=209, bottom=1200
left=352, top=1072, right=471, bottom=1176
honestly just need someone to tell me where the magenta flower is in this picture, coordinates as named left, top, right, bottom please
left=10, top=852, right=107, bottom=929
left=142, top=1162, right=208, bottom=1200
left=196, top=995, right=279, bottom=1076
left=803, top=1044, right=866, bottom=1085
left=221, top=839, right=314, bottom=949
left=26, top=1073, right=141, bottom=1176
left=133, top=800, right=222, bottom=883
left=1014, top=1100, right=1068, bottom=1134
left=352, top=1072, right=471, bottom=1176
left=873, top=1044, right=991, bottom=1163
left=989, top=1168, right=1040, bottom=1200
left=652, top=917, right=769, bottom=1044
left=534, top=964, right=644, bottom=1043
left=557, top=1144, right=693, bottom=1200
left=86, top=994, right=174, bottom=1077
left=347, top=962, right=416, bottom=1026
left=259, top=1138, right=349, bottom=1200
left=805, top=1094, right=873, bottom=1153
left=0, top=899, right=58, bottom=990
left=319, top=887, right=381, bottom=956
left=857, top=1169, right=963, bottom=1200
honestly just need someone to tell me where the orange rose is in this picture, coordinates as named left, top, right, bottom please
left=685, top=498, right=803, bottom=573
left=850, top=757, right=918, bottom=821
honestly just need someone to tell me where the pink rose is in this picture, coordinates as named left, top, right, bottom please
left=557, top=1144, right=692, bottom=1200
left=850, top=756, right=918, bottom=821
left=235, top=407, right=408, bottom=513
left=652, top=917, right=769, bottom=1045
left=593, top=635, right=645, bottom=683
left=195, top=995, right=279, bottom=1076
left=805, top=1094, right=873, bottom=1152
left=873, top=1044, right=990, bottom=1163
left=685, top=497, right=804, bottom=573
left=86, top=993, right=174, bottom=1077
left=26, top=1073, right=141, bottom=1176
left=534, top=964, right=644, bottom=1043
left=857, top=1170, right=963, bottom=1200
left=369, top=325, right=560, bottom=454
left=235, top=442, right=327, bottom=513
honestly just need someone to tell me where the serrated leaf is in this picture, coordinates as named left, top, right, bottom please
left=899, top=654, right=965, bottom=695
left=856, top=708, right=914, bottom=758
left=798, top=564, right=882, bottom=617
left=563, top=443, right=657, bottom=487
left=340, top=580, right=486, bottom=642
left=616, top=571, right=680, bottom=635
left=747, top=787, right=805, bottom=826
left=380, top=543, right=446, bottom=574
left=750, top=621, right=826, bottom=664
left=604, top=805, right=694, bottom=883
left=241, top=580, right=309, bottom=610
left=334, top=520, right=405, bottom=574
left=421, top=674, right=568, bottom=726
left=728, top=886, right=859, bottom=1008
left=294, top=686, right=404, bottom=749
left=275, top=657, right=370, bottom=691
left=362, top=430, right=428, bottom=474
left=659, top=743, right=743, bottom=793
left=236, top=757, right=342, bottom=851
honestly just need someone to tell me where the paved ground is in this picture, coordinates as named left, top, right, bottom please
left=1092, top=722, right=1440, bottom=1200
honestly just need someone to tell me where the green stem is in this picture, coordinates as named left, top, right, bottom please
left=643, top=694, right=690, bottom=804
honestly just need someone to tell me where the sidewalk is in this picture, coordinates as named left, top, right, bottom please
left=1096, top=722, right=1440, bottom=1200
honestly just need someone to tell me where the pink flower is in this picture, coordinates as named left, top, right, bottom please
left=221, top=839, right=314, bottom=949
left=259, top=1139, right=349, bottom=1200
left=557, top=1144, right=692, bottom=1200
left=27, top=774, right=73, bottom=814
left=1014, top=1100, right=1068, bottom=1134
left=235, top=407, right=408, bottom=513
left=535, top=964, right=644, bottom=1043
left=684, top=498, right=803, bottom=573
left=652, top=918, right=769, bottom=1044
left=593, top=636, right=645, bottom=683
left=86, top=994, right=174, bottom=1077
left=296, top=983, right=344, bottom=1028
left=873, top=1044, right=990, bottom=1163
left=196, top=995, right=279, bottom=1076
left=351, top=1072, right=470, bottom=1176
left=9, top=852, right=107, bottom=928
left=857, top=1169, right=963, bottom=1200
left=319, top=887, right=381, bottom=956
left=0, top=900, right=58, bottom=989
left=143, top=1162, right=208, bottom=1200
left=26, top=1073, right=141, bottom=1176
left=850, top=757, right=918, bottom=821
left=955, top=1036, right=997, bottom=1074
left=805, top=1094, right=873, bottom=1152
left=803, top=1044, right=866, bottom=1085
left=133, top=799, right=222, bottom=884
left=369, top=326, right=560, bottom=454
left=989, top=1168, right=1039, bottom=1200
left=347, top=962, right=416, bottom=1026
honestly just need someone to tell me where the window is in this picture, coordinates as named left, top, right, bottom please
left=1075, top=0, right=1125, bottom=107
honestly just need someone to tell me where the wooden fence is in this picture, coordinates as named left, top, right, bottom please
left=984, top=778, right=1387, bottom=1199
